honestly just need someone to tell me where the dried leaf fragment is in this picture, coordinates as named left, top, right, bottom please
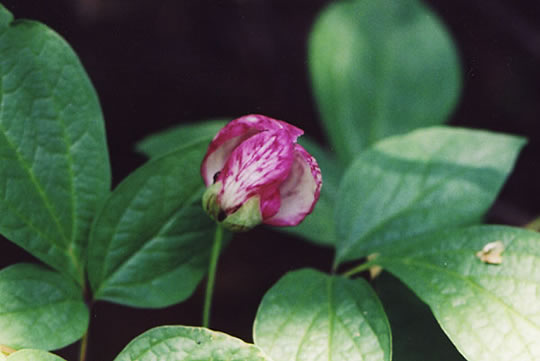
left=476, top=241, right=504, bottom=264
left=0, top=345, right=16, bottom=356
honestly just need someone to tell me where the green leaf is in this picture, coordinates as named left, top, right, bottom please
left=0, top=5, right=111, bottom=284
left=7, top=350, right=66, bottom=361
left=114, top=326, right=271, bottom=361
left=135, top=119, right=228, bottom=158
left=335, top=127, right=525, bottom=263
left=309, top=0, right=461, bottom=164
left=374, top=272, right=465, bottom=361
left=375, top=225, right=540, bottom=361
left=253, top=268, right=391, bottom=361
left=279, top=137, right=343, bottom=246
left=88, top=140, right=216, bottom=308
left=0, top=263, right=88, bottom=350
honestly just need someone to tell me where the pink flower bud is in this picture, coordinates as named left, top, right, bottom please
left=201, top=114, right=322, bottom=231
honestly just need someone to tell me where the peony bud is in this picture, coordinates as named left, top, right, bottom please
left=201, top=114, right=322, bottom=232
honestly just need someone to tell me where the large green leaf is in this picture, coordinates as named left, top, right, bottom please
left=309, top=0, right=461, bottom=164
left=0, top=5, right=111, bottom=284
left=375, top=272, right=465, bottom=361
left=88, top=140, right=216, bottom=308
left=279, top=137, right=343, bottom=247
left=114, top=326, right=271, bottom=361
left=135, top=119, right=228, bottom=158
left=6, top=350, right=66, bottom=361
left=375, top=225, right=540, bottom=361
left=335, top=127, right=525, bottom=263
left=253, top=268, right=391, bottom=361
left=0, top=263, right=88, bottom=350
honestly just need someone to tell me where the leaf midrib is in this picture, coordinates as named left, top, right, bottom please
left=0, top=39, right=81, bottom=277
left=94, top=185, right=205, bottom=297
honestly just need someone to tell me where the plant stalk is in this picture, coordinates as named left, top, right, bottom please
left=524, top=216, right=540, bottom=232
left=202, top=224, right=223, bottom=328
left=342, top=258, right=379, bottom=278
left=78, top=329, right=89, bottom=361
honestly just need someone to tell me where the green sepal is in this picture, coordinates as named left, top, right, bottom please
left=222, top=196, right=262, bottom=232
left=202, top=183, right=263, bottom=232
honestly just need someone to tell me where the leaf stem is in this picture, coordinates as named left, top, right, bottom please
left=202, top=224, right=223, bottom=328
left=524, top=216, right=540, bottom=232
left=342, top=258, right=379, bottom=278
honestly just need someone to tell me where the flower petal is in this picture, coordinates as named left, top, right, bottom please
left=217, top=129, right=295, bottom=215
left=265, top=144, right=322, bottom=226
left=260, top=187, right=281, bottom=220
left=201, top=114, right=303, bottom=186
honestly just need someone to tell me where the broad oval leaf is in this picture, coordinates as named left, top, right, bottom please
left=88, top=140, right=216, bottom=308
left=253, top=268, right=391, bottom=361
left=335, top=127, right=525, bottom=263
left=114, top=326, right=271, bottom=361
left=6, top=350, right=66, bottom=361
left=135, top=119, right=228, bottom=158
left=0, top=263, right=88, bottom=350
left=0, top=5, right=111, bottom=284
left=376, top=225, right=540, bottom=361
left=309, top=0, right=461, bottom=164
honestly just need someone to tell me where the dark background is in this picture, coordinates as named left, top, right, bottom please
left=1, top=0, right=539, bottom=360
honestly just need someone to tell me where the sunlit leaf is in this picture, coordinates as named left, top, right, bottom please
left=114, top=326, right=271, bottom=361
left=254, top=268, right=391, bottom=361
left=7, top=350, right=66, bottom=361
left=376, top=225, right=540, bottom=361
left=335, top=127, right=525, bottom=263
left=0, top=264, right=88, bottom=350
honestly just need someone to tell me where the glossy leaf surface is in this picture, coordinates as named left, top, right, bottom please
left=114, top=326, right=271, bottom=361
left=0, top=5, right=110, bottom=284
left=376, top=226, right=540, bottom=361
left=335, top=127, right=525, bottom=263
left=0, top=264, right=88, bottom=350
left=309, top=0, right=461, bottom=164
left=254, top=268, right=391, bottom=361
left=88, top=140, right=215, bottom=308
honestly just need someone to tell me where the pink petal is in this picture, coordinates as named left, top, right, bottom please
left=260, top=187, right=281, bottom=220
left=265, top=144, right=322, bottom=226
left=201, top=114, right=303, bottom=186
left=217, top=129, right=295, bottom=215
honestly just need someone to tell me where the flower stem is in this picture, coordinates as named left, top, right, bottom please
left=78, top=329, right=89, bottom=361
left=202, top=224, right=223, bottom=328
